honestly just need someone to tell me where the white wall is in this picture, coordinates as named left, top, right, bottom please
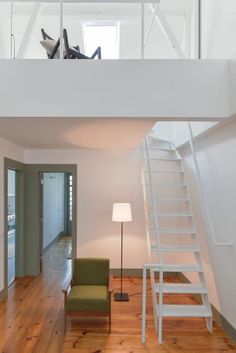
left=0, top=60, right=230, bottom=119
left=0, top=138, right=24, bottom=293
left=179, top=118, right=236, bottom=329
left=43, top=173, right=65, bottom=250
left=202, top=0, right=236, bottom=59
left=25, top=147, right=148, bottom=268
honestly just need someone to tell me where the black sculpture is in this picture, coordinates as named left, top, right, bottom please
left=41, top=28, right=101, bottom=60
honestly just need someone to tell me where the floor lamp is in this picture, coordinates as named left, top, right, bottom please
left=112, top=203, right=132, bottom=301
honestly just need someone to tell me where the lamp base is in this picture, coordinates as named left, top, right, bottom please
left=114, top=292, right=129, bottom=301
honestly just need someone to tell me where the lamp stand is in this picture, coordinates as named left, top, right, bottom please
left=114, top=222, right=129, bottom=301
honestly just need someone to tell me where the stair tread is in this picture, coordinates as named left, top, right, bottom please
left=145, top=183, right=187, bottom=187
left=145, top=170, right=184, bottom=174
left=157, top=212, right=192, bottom=217
left=149, top=228, right=196, bottom=234
left=147, top=197, right=190, bottom=201
left=156, top=198, right=190, bottom=201
left=162, top=264, right=203, bottom=272
left=156, top=304, right=212, bottom=317
left=159, top=228, right=196, bottom=234
left=145, top=158, right=181, bottom=161
left=155, top=283, right=207, bottom=294
left=151, top=245, right=200, bottom=253
left=148, top=146, right=174, bottom=151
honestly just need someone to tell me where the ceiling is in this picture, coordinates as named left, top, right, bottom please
left=0, top=117, right=156, bottom=150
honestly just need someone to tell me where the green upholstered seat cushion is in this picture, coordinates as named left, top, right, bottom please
left=65, top=285, right=109, bottom=312
left=73, top=258, right=109, bottom=286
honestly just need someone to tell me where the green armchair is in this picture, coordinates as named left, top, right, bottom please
left=62, top=258, right=113, bottom=332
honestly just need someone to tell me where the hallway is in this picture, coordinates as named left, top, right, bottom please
left=0, top=237, right=235, bottom=353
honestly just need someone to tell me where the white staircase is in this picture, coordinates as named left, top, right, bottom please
left=142, top=136, right=212, bottom=343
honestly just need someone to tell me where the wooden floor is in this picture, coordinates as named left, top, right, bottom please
left=0, top=237, right=235, bottom=353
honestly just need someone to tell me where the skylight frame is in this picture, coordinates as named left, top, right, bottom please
left=82, top=21, right=120, bottom=59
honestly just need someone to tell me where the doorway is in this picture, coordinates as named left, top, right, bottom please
left=4, top=158, right=24, bottom=294
left=40, top=172, right=73, bottom=272
left=40, top=172, right=73, bottom=267
left=22, top=164, right=77, bottom=277
left=7, top=169, right=16, bottom=286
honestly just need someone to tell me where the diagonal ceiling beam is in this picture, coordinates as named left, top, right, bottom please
left=144, top=1, right=160, bottom=48
left=149, top=3, right=186, bottom=58
left=16, top=2, right=41, bottom=59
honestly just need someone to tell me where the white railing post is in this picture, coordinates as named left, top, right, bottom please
left=158, top=266, right=163, bottom=344
left=142, top=266, right=147, bottom=344
left=141, top=0, right=145, bottom=59
left=141, top=162, right=152, bottom=261
left=59, top=0, right=64, bottom=60
left=10, top=2, right=15, bottom=60
left=142, top=264, right=163, bottom=344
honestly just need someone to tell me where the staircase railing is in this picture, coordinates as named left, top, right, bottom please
left=141, top=137, right=164, bottom=343
left=143, top=137, right=162, bottom=264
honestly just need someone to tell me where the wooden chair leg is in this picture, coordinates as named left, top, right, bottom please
left=109, top=293, right=111, bottom=333
left=109, top=311, right=111, bottom=333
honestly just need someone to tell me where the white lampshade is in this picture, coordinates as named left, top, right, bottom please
left=112, top=203, right=132, bottom=223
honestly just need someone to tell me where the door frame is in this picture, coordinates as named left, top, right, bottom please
left=4, top=158, right=24, bottom=295
left=24, top=164, right=77, bottom=276
left=64, top=173, right=72, bottom=236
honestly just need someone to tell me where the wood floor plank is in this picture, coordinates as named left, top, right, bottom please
left=0, top=236, right=235, bottom=353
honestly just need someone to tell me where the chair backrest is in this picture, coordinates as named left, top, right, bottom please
left=73, top=258, right=110, bottom=286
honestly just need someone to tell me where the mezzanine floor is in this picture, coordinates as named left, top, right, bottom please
left=0, top=237, right=235, bottom=353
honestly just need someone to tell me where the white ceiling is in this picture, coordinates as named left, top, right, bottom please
left=0, top=117, right=156, bottom=150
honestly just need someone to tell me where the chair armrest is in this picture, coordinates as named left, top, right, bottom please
left=62, top=276, right=72, bottom=294
left=109, top=274, right=114, bottom=294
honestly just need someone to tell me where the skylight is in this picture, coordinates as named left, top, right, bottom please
left=83, top=23, right=119, bottom=59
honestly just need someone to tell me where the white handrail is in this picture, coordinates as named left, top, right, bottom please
left=141, top=137, right=164, bottom=344
left=141, top=163, right=152, bottom=261
left=141, top=144, right=159, bottom=332
left=144, top=137, right=163, bottom=264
